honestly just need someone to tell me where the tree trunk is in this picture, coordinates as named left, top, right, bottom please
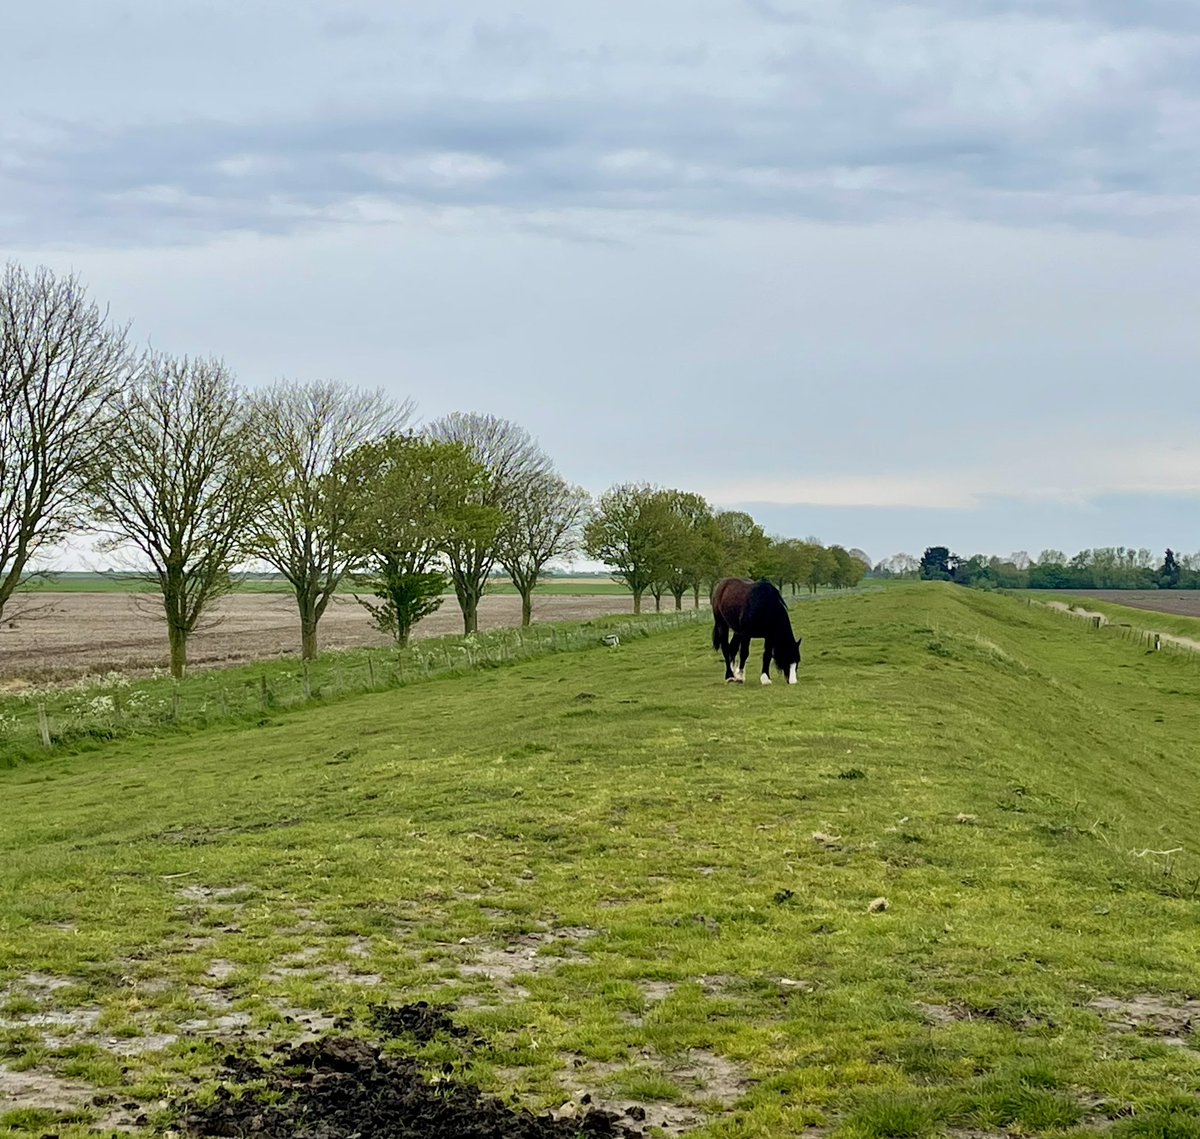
left=167, top=621, right=188, bottom=680
left=520, top=590, right=533, bottom=626
left=654, top=593, right=662, bottom=612
left=461, top=591, right=479, bottom=634
left=693, top=585, right=700, bottom=609
left=300, top=608, right=319, bottom=660
left=672, top=590, right=683, bottom=610
left=632, top=590, right=642, bottom=615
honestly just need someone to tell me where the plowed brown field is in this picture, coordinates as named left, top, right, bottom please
left=1057, top=590, right=1200, bottom=619
left=0, top=592, right=680, bottom=680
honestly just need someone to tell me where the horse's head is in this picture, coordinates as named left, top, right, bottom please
left=774, top=636, right=802, bottom=685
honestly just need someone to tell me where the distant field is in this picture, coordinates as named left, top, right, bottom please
left=1049, top=589, right=1200, bottom=621
left=16, top=573, right=628, bottom=596
left=0, top=590, right=677, bottom=680
left=5, top=584, right=1200, bottom=1137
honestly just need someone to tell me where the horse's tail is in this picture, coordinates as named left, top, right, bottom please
left=712, top=621, right=722, bottom=652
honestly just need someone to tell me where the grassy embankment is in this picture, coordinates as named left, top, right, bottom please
left=4, top=584, right=1200, bottom=1138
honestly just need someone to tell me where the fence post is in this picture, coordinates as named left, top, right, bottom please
left=367, top=656, right=375, bottom=689
left=303, top=661, right=312, bottom=700
left=37, top=703, right=51, bottom=749
left=1155, top=634, right=1162, bottom=652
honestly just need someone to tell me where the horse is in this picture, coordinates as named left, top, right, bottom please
left=711, top=578, right=802, bottom=685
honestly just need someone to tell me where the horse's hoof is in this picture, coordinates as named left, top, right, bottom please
left=725, top=676, right=737, bottom=683
left=760, top=674, right=772, bottom=685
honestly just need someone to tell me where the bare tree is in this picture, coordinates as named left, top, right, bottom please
left=250, top=380, right=412, bottom=659
left=426, top=413, right=552, bottom=634
left=87, top=353, right=263, bottom=678
left=0, top=263, right=133, bottom=621
left=497, top=473, right=591, bottom=626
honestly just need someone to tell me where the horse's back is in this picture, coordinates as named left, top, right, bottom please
left=714, top=577, right=788, bottom=633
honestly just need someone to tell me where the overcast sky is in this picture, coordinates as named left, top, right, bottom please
left=3, top=0, right=1198, bottom=567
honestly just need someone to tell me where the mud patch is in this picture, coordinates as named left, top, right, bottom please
left=456, top=928, right=597, bottom=996
left=175, top=1035, right=647, bottom=1138
left=556, top=1045, right=749, bottom=1137
left=0, top=1063, right=140, bottom=1130
left=1090, top=994, right=1200, bottom=1045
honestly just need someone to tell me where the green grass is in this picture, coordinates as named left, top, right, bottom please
left=4, top=583, right=1200, bottom=1138
left=0, top=610, right=705, bottom=768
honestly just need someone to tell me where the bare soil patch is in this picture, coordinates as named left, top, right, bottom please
left=1089, top=994, right=1200, bottom=1045
left=176, top=1023, right=648, bottom=1139
left=0, top=592, right=655, bottom=680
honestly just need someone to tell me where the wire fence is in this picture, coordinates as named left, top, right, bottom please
left=0, top=608, right=710, bottom=765
left=1019, top=595, right=1200, bottom=664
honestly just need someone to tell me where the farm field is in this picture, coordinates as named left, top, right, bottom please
left=0, top=591, right=679, bottom=680
left=1048, top=590, right=1200, bottom=622
left=16, top=573, right=632, bottom=597
left=4, top=583, right=1200, bottom=1138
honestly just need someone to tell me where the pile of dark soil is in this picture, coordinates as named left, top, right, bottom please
left=176, top=1014, right=647, bottom=1139
left=368, top=999, right=476, bottom=1044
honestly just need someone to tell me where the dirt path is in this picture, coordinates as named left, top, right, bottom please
left=0, top=592, right=703, bottom=680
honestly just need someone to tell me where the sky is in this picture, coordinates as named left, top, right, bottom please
left=3, top=0, right=1198, bottom=569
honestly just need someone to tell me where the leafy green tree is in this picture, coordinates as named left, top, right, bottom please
left=829, top=545, right=867, bottom=589
left=88, top=353, right=263, bottom=678
left=497, top=473, right=591, bottom=626
left=640, top=490, right=715, bottom=611
left=344, top=435, right=489, bottom=646
left=919, top=546, right=954, bottom=581
left=584, top=483, right=672, bottom=614
left=714, top=510, right=769, bottom=578
left=1160, top=548, right=1181, bottom=590
left=427, top=413, right=552, bottom=634
left=250, top=380, right=410, bottom=660
left=806, top=545, right=835, bottom=593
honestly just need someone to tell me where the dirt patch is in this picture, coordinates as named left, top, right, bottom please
left=456, top=928, right=598, bottom=996
left=0, top=592, right=650, bottom=680
left=558, top=1045, right=749, bottom=1136
left=0, top=1064, right=140, bottom=1130
left=177, top=883, right=253, bottom=905
left=1089, top=994, right=1200, bottom=1044
left=175, top=1035, right=648, bottom=1139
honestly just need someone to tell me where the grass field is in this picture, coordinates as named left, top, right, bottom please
left=4, top=583, right=1200, bottom=1138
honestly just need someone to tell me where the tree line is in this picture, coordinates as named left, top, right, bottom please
left=886, top=546, right=1200, bottom=590
left=1, top=263, right=870, bottom=678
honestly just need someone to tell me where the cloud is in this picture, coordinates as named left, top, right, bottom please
left=1, top=2, right=1197, bottom=247
left=703, top=437, right=1200, bottom=512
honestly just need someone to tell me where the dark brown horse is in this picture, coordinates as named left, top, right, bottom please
left=711, top=578, right=802, bottom=685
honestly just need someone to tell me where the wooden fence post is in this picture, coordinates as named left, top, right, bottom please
left=37, top=703, right=51, bottom=749
left=260, top=674, right=269, bottom=709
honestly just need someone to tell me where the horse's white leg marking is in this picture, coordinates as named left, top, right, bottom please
left=760, top=673, right=772, bottom=685
left=787, top=663, right=798, bottom=685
